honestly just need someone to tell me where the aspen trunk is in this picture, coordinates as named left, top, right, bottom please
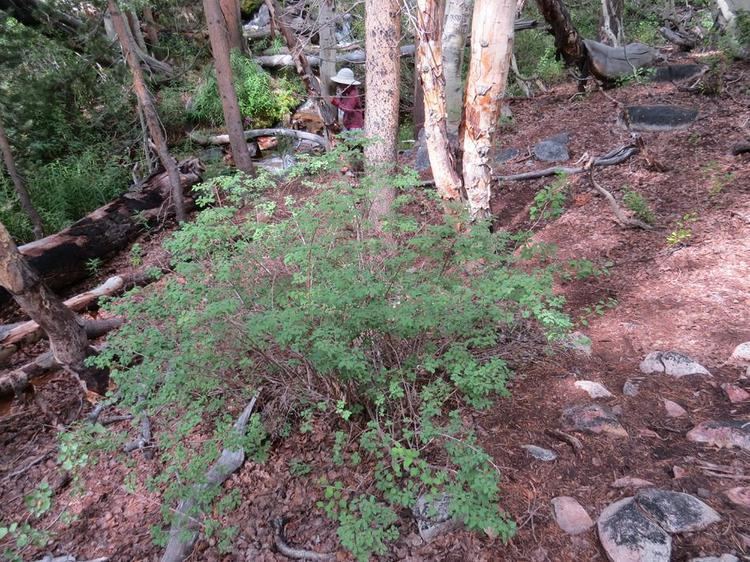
left=364, top=0, right=401, bottom=222
left=108, top=0, right=186, bottom=222
left=204, top=0, right=255, bottom=174
left=599, top=0, right=624, bottom=45
left=220, top=0, right=248, bottom=54
left=0, top=118, right=44, bottom=239
left=462, top=0, right=516, bottom=220
left=319, top=0, right=337, bottom=98
left=443, top=0, right=473, bottom=133
left=415, top=0, right=462, bottom=201
left=0, top=222, right=106, bottom=393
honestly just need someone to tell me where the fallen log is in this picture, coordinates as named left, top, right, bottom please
left=255, top=45, right=416, bottom=67
left=495, top=145, right=638, bottom=181
left=0, top=271, right=157, bottom=351
left=1, top=159, right=202, bottom=307
left=583, top=40, right=656, bottom=81
left=188, top=128, right=328, bottom=148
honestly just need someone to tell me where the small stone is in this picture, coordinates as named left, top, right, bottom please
left=561, top=404, right=628, bottom=438
left=625, top=105, right=698, bottom=132
left=533, top=140, right=569, bottom=162
left=697, top=488, right=711, bottom=499
left=597, top=497, right=671, bottom=562
left=663, top=399, right=687, bottom=418
left=728, top=342, right=750, bottom=366
left=562, top=331, right=593, bottom=356
left=412, top=493, right=460, bottom=542
left=612, top=476, right=655, bottom=489
left=623, top=379, right=640, bottom=397
left=673, top=466, right=687, bottom=479
left=635, top=488, right=721, bottom=533
left=689, top=555, right=740, bottom=562
left=495, top=147, right=521, bottom=163
left=724, top=486, right=750, bottom=509
left=721, top=383, right=750, bottom=403
left=522, top=445, right=557, bottom=461
left=687, top=420, right=750, bottom=451
left=415, top=128, right=430, bottom=172
left=550, top=496, right=594, bottom=535
left=640, top=351, right=711, bottom=377
left=575, top=380, right=614, bottom=399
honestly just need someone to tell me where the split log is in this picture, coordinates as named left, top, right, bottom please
left=583, top=40, right=656, bottom=81
left=1, top=271, right=156, bottom=351
left=161, top=394, right=260, bottom=562
left=659, top=27, right=699, bottom=50
left=188, top=128, right=328, bottom=149
left=0, top=159, right=202, bottom=307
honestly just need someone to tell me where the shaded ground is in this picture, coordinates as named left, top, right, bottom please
left=2, top=56, right=750, bottom=561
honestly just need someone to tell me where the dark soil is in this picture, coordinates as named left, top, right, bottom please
left=2, top=56, right=750, bottom=561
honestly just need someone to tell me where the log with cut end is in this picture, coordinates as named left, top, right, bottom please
left=583, top=40, right=656, bottom=81
left=0, top=159, right=202, bottom=307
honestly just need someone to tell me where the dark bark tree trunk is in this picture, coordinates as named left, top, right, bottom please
left=462, top=0, right=516, bottom=220
left=535, top=0, right=588, bottom=77
left=143, top=6, right=159, bottom=47
left=204, top=0, right=256, bottom=175
left=127, top=10, right=148, bottom=53
left=0, top=118, right=44, bottom=240
left=220, top=0, right=248, bottom=54
left=599, top=0, right=624, bottom=45
left=364, top=0, right=401, bottom=223
left=319, top=0, right=337, bottom=98
left=108, top=0, right=187, bottom=222
left=0, top=222, right=106, bottom=393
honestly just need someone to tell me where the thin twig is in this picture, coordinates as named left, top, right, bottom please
left=588, top=165, right=653, bottom=230
left=272, top=517, right=335, bottom=561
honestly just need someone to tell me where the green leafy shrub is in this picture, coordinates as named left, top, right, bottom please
left=191, top=54, right=303, bottom=128
left=530, top=174, right=568, bottom=222
left=623, top=189, right=655, bottom=224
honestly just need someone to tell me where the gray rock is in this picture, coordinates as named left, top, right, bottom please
left=687, top=420, right=750, bottom=451
left=522, top=445, right=557, bottom=461
left=612, top=476, right=654, bottom=489
left=562, top=331, right=593, bottom=356
left=415, top=128, right=430, bottom=172
left=639, top=351, right=711, bottom=377
left=533, top=140, right=569, bottom=162
left=635, top=489, right=720, bottom=533
left=663, top=399, right=687, bottom=418
left=561, top=404, right=628, bottom=438
left=652, top=64, right=706, bottom=82
left=575, top=380, right=614, bottom=399
left=495, top=147, right=521, bottom=163
left=551, top=496, right=594, bottom=535
left=412, top=493, right=459, bottom=542
left=597, top=497, right=671, bottom=562
left=724, top=486, right=750, bottom=510
left=623, top=379, right=640, bottom=397
left=689, top=555, right=739, bottom=562
left=625, top=105, right=698, bottom=132
left=721, top=383, right=750, bottom=403
left=729, top=342, right=750, bottom=366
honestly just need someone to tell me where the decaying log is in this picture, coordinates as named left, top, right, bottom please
left=659, top=26, right=699, bottom=50
left=0, top=159, right=202, bottom=308
left=255, top=45, right=416, bottom=67
left=0, top=317, right=123, bottom=399
left=188, top=128, right=328, bottom=149
left=583, top=40, right=656, bottom=81
left=0, top=271, right=155, bottom=351
left=495, top=144, right=638, bottom=181
left=161, top=394, right=259, bottom=562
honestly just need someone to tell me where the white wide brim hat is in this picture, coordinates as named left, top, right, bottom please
left=331, top=67, right=360, bottom=85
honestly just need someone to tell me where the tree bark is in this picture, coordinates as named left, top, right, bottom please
left=462, top=0, right=516, bottom=220
left=364, top=0, right=401, bottom=223
left=143, top=6, right=159, bottom=46
left=599, top=0, right=624, bottom=46
left=415, top=0, right=463, bottom=201
left=220, top=0, right=248, bottom=54
left=127, top=10, right=149, bottom=53
left=443, top=0, right=473, bottom=133
left=319, top=0, right=337, bottom=98
left=204, top=0, right=256, bottom=175
left=108, top=0, right=187, bottom=222
left=0, top=222, right=107, bottom=392
left=535, top=0, right=588, bottom=77
left=0, top=118, right=44, bottom=240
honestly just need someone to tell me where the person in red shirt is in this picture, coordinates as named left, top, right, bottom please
left=329, top=68, right=364, bottom=130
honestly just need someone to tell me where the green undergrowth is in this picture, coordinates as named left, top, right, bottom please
left=78, top=140, right=573, bottom=559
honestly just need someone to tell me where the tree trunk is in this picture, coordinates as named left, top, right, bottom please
left=0, top=222, right=106, bottom=393
left=443, top=0, right=473, bottom=133
left=413, top=40, right=425, bottom=138
left=599, top=0, right=624, bottom=46
left=319, top=0, right=337, bottom=98
left=108, top=0, right=187, bottom=222
left=0, top=118, right=44, bottom=240
left=204, top=0, right=256, bottom=175
left=462, top=0, right=516, bottom=220
left=415, top=0, right=463, bottom=201
left=127, top=10, right=149, bottom=53
left=364, top=0, right=401, bottom=223
left=535, top=0, right=588, bottom=77
left=143, top=6, right=159, bottom=47
left=220, top=0, right=248, bottom=54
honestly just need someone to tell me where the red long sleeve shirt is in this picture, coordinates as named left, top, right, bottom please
left=331, top=85, right=364, bottom=130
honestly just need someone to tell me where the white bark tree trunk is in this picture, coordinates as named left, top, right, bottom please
left=599, top=0, right=624, bottom=46
left=319, top=0, right=337, bottom=98
left=442, top=0, right=473, bottom=133
left=462, top=0, right=516, bottom=220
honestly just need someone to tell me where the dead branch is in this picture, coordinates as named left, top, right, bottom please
left=272, top=517, right=335, bottom=561
left=161, top=393, right=260, bottom=562
left=495, top=144, right=638, bottom=181
left=588, top=166, right=653, bottom=230
left=189, top=128, right=328, bottom=149
left=123, top=409, right=154, bottom=459
left=545, top=428, right=583, bottom=456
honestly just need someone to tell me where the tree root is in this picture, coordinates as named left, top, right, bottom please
left=272, top=517, right=335, bottom=561
left=123, top=410, right=154, bottom=459
left=588, top=166, right=653, bottom=230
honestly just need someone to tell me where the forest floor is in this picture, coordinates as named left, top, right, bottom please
left=1, top=54, right=749, bottom=561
